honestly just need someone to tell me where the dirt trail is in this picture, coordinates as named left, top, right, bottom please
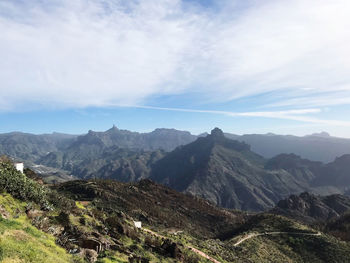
left=142, top=228, right=221, bottom=263
left=233, top=231, right=321, bottom=247
left=233, top=233, right=261, bottom=246
left=188, top=246, right=221, bottom=263
left=143, top=227, right=321, bottom=262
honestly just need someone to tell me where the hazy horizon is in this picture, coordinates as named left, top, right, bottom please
left=0, top=123, right=346, bottom=140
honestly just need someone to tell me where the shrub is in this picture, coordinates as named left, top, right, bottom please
left=0, top=161, right=75, bottom=211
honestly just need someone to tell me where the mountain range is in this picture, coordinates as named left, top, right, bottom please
left=150, top=128, right=350, bottom=210
left=1, top=126, right=350, bottom=211
left=2, top=126, right=350, bottom=164
left=228, top=132, right=350, bottom=163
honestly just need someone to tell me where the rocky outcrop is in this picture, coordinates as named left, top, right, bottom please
left=272, top=192, right=350, bottom=224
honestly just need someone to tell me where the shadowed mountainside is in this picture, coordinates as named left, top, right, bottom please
left=150, top=128, right=318, bottom=211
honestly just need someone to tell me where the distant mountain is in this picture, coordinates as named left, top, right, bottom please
left=312, top=155, right=350, bottom=189
left=2, top=127, right=350, bottom=165
left=266, top=153, right=350, bottom=193
left=226, top=132, right=350, bottom=163
left=272, top=192, right=350, bottom=224
left=69, top=126, right=196, bottom=152
left=265, top=154, right=323, bottom=189
left=36, top=126, right=195, bottom=180
left=0, top=127, right=195, bottom=164
left=150, top=128, right=316, bottom=211
left=0, top=132, right=77, bottom=162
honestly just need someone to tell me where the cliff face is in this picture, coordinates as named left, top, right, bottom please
left=272, top=192, right=350, bottom=223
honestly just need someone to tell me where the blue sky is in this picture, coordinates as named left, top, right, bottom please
left=1, top=0, right=350, bottom=137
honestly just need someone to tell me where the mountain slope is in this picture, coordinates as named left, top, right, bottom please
left=39, top=146, right=165, bottom=181
left=2, top=158, right=350, bottom=262
left=313, top=155, right=350, bottom=189
left=55, top=178, right=244, bottom=240
left=56, top=179, right=350, bottom=263
left=150, top=128, right=314, bottom=211
left=271, top=192, right=350, bottom=224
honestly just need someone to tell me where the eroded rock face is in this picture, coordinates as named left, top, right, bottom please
left=273, top=192, right=350, bottom=224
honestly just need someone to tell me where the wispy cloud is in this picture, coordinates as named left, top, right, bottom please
left=0, top=0, right=349, bottom=113
left=129, top=105, right=350, bottom=127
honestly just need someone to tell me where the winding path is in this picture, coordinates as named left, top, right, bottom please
left=233, top=231, right=321, bottom=247
left=142, top=228, right=220, bottom=263
left=143, top=227, right=321, bottom=262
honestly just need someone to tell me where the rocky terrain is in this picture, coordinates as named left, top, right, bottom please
left=2, top=158, right=350, bottom=262
left=272, top=192, right=350, bottom=224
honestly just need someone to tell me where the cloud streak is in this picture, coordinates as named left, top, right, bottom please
left=0, top=0, right=349, bottom=114
left=129, top=105, right=350, bottom=127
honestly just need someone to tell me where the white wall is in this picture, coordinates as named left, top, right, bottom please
left=134, top=221, right=142, bottom=229
left=14, top=163, right=24, bottom=173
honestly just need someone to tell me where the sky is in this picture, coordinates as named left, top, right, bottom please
left=1, top=0, right=350, bottom=137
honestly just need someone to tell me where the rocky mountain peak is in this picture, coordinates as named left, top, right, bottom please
left=106, top=125, right=119, bottom=133
left=210, top=127, right=224, bottom=138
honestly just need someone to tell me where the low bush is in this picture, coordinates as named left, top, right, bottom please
left=0, top=161, right=75, bottom=211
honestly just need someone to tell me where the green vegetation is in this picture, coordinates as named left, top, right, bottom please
left=2, top=156, right=350, bottom=262
left=0, top=161, right=75, bottom=211
left=0, top=159, right=218, bottom=262
left=0, top=193, right=80, bottom=263
left=0, top=161, right=48, bottom=207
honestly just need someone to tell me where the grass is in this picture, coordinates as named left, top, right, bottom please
left=0, top=194, right=26, bottom=217
left=0, top=194, right=80, bottom=263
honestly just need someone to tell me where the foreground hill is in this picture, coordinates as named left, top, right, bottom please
left=55, top=179, right=244, bottom=239
left=2, top=159, right=350, bottom=262
left=212, top=213, right=350, bottom=263
left=0, top=159, right=214, bottom=262
left=56, top=179, right=350, bottom=263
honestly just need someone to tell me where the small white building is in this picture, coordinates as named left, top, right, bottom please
left=133, top=221, right=142, bottom=229
left=14, top=163, right=24, bottom=173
